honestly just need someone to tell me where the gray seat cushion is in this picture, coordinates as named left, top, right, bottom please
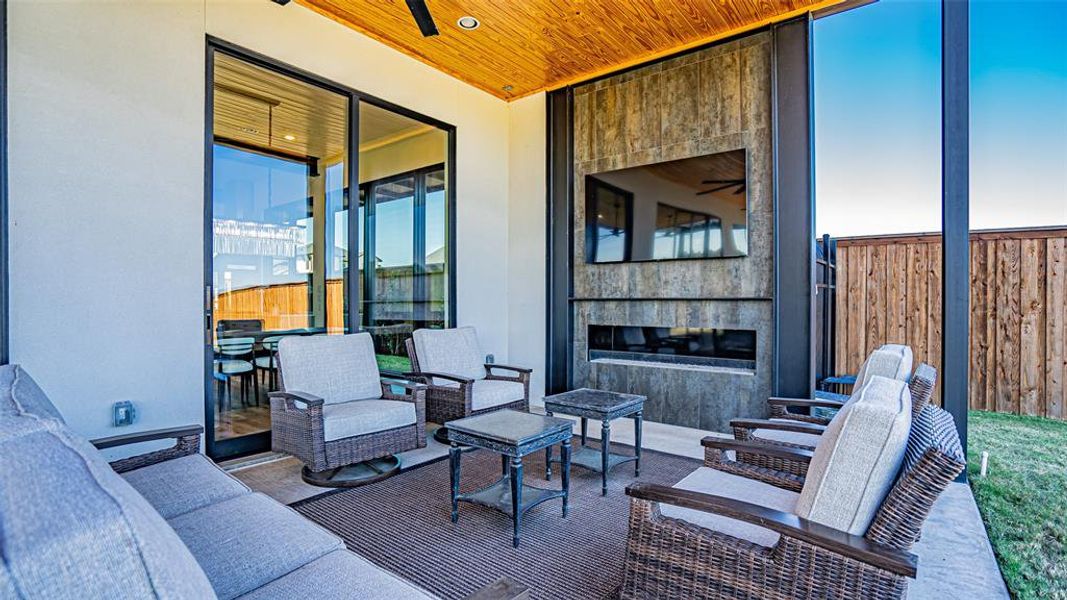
left=0, top=416, right=216, bottom=599
left=855, top=344, right=913, bottom=388
left=0, top=364, right=65, bottom=423
left=278, top=333, right=382, bottom=404
left=123, top=453, right=251, bottom=519
left=661, top=466, right=799, bottom=547
left=322, top=399, right=417, bottom=441
left=439, top=378, right=525, bottom=411
left=235, top=550, right=435, bottom=600
left=168, top=492, right=344, bottom=600
left=412, top=326, right=486, bottom=384
left=796, top=376, right=912, bottom=536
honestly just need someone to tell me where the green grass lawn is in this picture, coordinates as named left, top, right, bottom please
left=967, top=410, right=1067, bottom=598
left=375, top=353, right=412, bottom=374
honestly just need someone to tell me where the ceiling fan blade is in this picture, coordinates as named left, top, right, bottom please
left=701, top=179, right=739, bottom=184
left=406, top=0, right=439, bottom=37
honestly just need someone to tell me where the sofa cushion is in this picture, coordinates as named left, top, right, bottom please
left=661, top=466, right=799, bottom=547
left=278, top=333, right=382, bottom=405
left=752, top=420, right=821, bottom=448
left=796, top=376, right=912, bottom=536
left=412, top=326, right=486, bottom=384
left=855, top=344, right=913, bottom=389
left=0, top=416, right=216, bottom=599
left=322, top=399, right=417, bottom=441
left=0, top=364, right=65, bottom=422
left=123, top=453, right=251, bottom=519
left=168, top=492, right=344, bottom=600
left=235, top=550, right=435, bottom=600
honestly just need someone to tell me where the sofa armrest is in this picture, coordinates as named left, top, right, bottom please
left=92, top=425, right=202, bottom=474
left=268, top=390, right=325, bottom=410
left=465, top=576, right=530, bottom=600
left=626, top=483, right=918, bottom=578
left=404, top=371, right=476, bottom=386
left=730, top=418, right=827, bottom=436
left=380, top=377, right=428, bottom=393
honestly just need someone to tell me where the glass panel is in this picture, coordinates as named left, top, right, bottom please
left=358, top=102, right=449, bottom=372
left=210, top=52, right=349, bottom=446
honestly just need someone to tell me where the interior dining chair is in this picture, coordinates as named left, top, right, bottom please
left=254, top=335, right=285, bottom=393
left=215, top=336, right=258, bottom=408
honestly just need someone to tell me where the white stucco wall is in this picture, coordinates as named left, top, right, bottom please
left=7, top=0, right=521, bottom=448
left=506, top=94, right=548, bottom=400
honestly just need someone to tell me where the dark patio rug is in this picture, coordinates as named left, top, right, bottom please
left=291, top=440, right=700, bottom=600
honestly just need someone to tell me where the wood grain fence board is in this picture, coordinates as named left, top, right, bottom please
left=906, top=243, right=929, bottom=373
left=1019, top=239, right=1046, bottom=416
left=926, top=243, right=943, bottom=405
left=1047, top=238, right=1066, bottom=420
left=886, top=244, right=908, bottom=344
left=968, top=240, right=986, bottom=410
left=866, top=244, right=887, bottom=359
left=846, top=246, right=867, bottom=370
left=833, top=228, right=1066, bottom=420
left=983, top=242, right=998, bottom=411
left=835, top=245, right=850, bottom=375
left=995, top=239, right=1021, bottom=414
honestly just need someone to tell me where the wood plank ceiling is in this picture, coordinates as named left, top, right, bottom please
left=295, top=0, right=850, bottom=100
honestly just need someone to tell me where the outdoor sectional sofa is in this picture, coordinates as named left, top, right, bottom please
left=0, top=364, right=520, bottom=599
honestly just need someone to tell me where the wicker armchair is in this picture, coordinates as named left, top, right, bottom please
left=731, top=363, right=938, bottom=477
left=269, top=333, right=426, bottom=486
left=404, top=327, right=530, bottom=438
left=621, top=378, right=966, bottom=600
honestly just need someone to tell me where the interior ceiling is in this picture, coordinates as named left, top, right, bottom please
left=214, top=53, right=430, bottom=160
left=295, top=0, right=850, bottom=100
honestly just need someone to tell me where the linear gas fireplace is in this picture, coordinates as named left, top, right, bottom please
left=588, top=325, right=756, bottom=371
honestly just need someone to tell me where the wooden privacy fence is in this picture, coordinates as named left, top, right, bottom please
left=834, top=227, right=1066, bottom=420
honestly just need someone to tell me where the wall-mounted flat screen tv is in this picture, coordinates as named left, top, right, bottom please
left=585, top=149, right=748, bottom=263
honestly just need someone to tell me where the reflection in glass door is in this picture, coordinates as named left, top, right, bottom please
left=207, top=50, right=350, bottom=458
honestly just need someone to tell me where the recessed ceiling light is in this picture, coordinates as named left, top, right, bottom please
left=457, top=16, right=480, bottom=30
left=242, top=127, right=259, bottom=134
left=502, top=84, right=513, bottom=92
left=283, top=134, right=296, bottom=141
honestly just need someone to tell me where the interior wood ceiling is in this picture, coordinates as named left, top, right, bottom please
left=295, top=0, right=850, bottom=100
left=214, top=53, right=430, bottom=160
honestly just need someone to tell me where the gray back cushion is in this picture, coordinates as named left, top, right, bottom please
left=796, top=376, right=912, bottom=536
left=278, top=333, right=382, bottom=404
left=0, top=416, right=216, bottom=599
left=0, top=364, right=65, bottom=423
left=412, top=326, right=485, bottom=383
left=855, top=344, right=913, bottom=389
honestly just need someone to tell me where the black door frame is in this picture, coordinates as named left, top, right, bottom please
left=204, top=37, right=456, bottom=460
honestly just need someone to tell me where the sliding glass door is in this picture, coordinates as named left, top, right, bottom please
left=206, top=43, right=454, bottom=460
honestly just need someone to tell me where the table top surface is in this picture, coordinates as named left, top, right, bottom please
left=543, top=388, right=646, bottom=412
left=448, top=410, right=573, bottom=446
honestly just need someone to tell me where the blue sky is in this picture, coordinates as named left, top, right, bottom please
left=814, top=0, right=1067, bottom=237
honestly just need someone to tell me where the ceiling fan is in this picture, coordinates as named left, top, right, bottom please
left=406, top=0, right=440, bottom=37
left=697, top=179, right=746, bottom=196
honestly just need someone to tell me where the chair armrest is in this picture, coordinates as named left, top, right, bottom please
left=485, top=363, right=533, bottom=374
left=701, top=436, right=815, bottom=464
left=91, top=425, right=203, bottom=474
left=91, top=425, right=203, bottom=450
left=768, top=396, right=845, bottom=410
left=268, top=390, right=325, bottom=409
left=380, top=377, right=427, bottom=393
left=404, top=371, right=475, bottom=385
left=730, top=418, right=826, bottom=436
left=626, top=483, right=917, bottom=578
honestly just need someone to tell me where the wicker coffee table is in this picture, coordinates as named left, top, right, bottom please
left=543, top=388, right=645, bottom=496
left=447, top=409, right=573, bottom=547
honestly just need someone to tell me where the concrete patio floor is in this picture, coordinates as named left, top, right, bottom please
left=226, top=406, right=1008, bottom=599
